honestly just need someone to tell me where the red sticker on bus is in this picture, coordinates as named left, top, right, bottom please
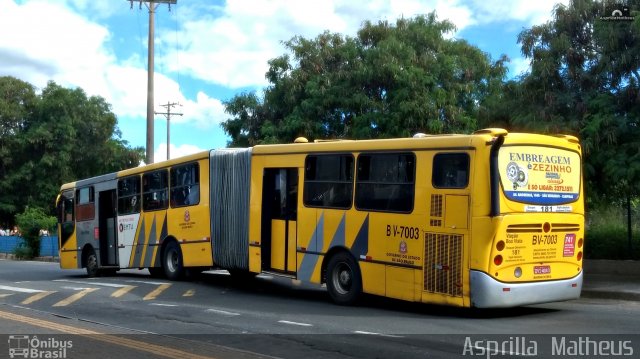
left=534, top=265, right=551, bottom=275
left=563, top=234, right=576, bottom=257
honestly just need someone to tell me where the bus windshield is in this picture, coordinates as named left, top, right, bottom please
left=498, top=145, right=581, bottom=208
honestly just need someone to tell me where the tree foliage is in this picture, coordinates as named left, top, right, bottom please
left=15, top=206, right=57, bottom=258
left=222, top=14, right=507, bottom=145
left=0, top=77, right=144, bottom=225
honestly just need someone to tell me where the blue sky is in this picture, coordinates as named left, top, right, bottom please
left=0, top=0, right=568, bottom=162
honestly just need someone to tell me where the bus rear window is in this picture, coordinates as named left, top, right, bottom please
left=498, top=145, right=581, bottom=205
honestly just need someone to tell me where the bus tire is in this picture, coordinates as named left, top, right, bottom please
left=163, top=241, right=184, bottom=280
left=85, top=250, right=99, bottom=278
left=326, top=252, right=362, bottom=305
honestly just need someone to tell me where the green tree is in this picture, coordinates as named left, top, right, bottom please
left=0, top=78, right=144, bottom=221
left=20, top=82, right=144, bottom=211
left=0, top=77, right=37, bottom=224
left=223, top=14, right=507, bottom=145
left=15, top=206, right=57, bottom=259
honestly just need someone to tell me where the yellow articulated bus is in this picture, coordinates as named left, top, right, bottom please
left=57, top=128, right=584, bottom=308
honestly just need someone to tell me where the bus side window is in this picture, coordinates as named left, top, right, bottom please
left=118, top=176, right=141, bottom=215
left=355, top=153, right=415, bottom=213
left=75, top=187, right=95, bottom=221
left=170, top=162, right=200, bottom=207
left=303, top=154, right=354, bottom=209
left=143, top=170, right=168, bottom=211
left=432, top=153, right=470, bottom=189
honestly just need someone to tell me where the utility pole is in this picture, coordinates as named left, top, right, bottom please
left=127, top=0, right=177, bottom=164
left=155, top=102, right=183, bottom=160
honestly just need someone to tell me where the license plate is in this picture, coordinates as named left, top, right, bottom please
left=534, top=265, right=551, bottom=275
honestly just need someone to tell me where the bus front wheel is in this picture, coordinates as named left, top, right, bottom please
left=326, top=252, right=362, bottom=305
left=163, top=241, right=184, bottom=280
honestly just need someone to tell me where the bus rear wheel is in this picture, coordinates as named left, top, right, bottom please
left=163, top=241, right=184, bottom=280
left=326, top=252, right=362, bottom=305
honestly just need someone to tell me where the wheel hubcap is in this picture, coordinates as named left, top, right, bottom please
left=333, top=263, right=352, bottom=295
left=167, top=250, right=177, bottom=272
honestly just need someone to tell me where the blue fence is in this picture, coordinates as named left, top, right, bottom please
left=0, top=236, right=59, bottom=257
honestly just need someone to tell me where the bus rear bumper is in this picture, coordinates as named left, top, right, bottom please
left=470, top=270, right=583, bottom=308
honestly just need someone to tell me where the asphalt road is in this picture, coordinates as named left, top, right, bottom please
left=1, top=259, right=639, bottom=358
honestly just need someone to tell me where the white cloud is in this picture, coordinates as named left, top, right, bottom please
left=0, top=0, right=571, bottom=143
left=154, top=143, right=205, bottom=162
left=152, top=0, right=566, bottom=89
left=0, top=0, right=227, bottom=132
left=161, top=0, right=473, bottom=88
left=0, top=0, right=113, bottom=90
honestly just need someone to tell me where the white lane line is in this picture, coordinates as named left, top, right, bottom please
left=149, top=303, right=178, bottom=307
left=54, top=279, right=130, bottom=288
left=125, top=280, right=170, bottom=285
left=206, top=309, right=241, bottom=316
left=354, top=331, right=404, bottom=338
left=61, top=287, right=95, bottom=291
left=278, top=320, right=313, bottom=327
left=0, top=285, right=45, bottom=293
left=256, top=274, right=273, bottom=280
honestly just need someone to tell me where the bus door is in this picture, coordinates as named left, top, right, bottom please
left=423, top=152, right=471, bottom=305
left=98, top=189, right=118, bottom=266
left=261, top=168, right=298, bottom=273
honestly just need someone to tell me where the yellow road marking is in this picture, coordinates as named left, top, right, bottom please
left=143, top=283, right=171, bottom=300
left=53, top=288, right=99, bottom=307
left=21, top=291, right=55, bottom=305
left=111, top=285, right=136, bottom=298
left=183, top=289, right=195, bottom=297
left=0, top=310, right=216, bottom=359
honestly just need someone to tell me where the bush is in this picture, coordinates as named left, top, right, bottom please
left=15, top=207, right=57, bottom=259
left=586, top=204, right=640, bottom=260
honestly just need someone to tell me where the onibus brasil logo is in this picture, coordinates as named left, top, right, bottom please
left=8, top=335, right=72, bottom=359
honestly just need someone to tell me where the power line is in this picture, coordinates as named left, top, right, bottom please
left=155, top=102, right=183, bottom=160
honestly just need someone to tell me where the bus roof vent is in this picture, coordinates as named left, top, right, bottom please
left=474, top=128, right=508, bottom=136
left=294, top=137, right=309, bottom=143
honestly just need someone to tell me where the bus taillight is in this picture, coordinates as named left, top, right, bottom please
left=577, top=252, right=583, bottom=261
left=578, top=238, right=583, bottom=248
left=496, top=240, right=505, bottom=251
left=543, top=222, right=551, bottom=233
left=494, top=255, right=503, bottom=266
